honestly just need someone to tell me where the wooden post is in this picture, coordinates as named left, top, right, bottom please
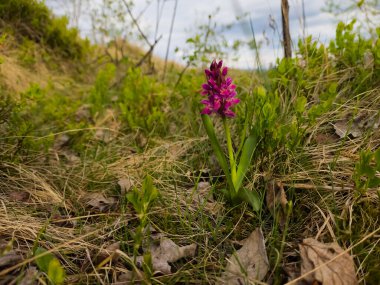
left=281, top=0, right=292, bottom=58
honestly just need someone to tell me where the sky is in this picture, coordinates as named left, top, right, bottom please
left=46, top=0, right=347, bottom=69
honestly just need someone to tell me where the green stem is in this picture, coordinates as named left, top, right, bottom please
left=223, top=117, right=237, bottom=188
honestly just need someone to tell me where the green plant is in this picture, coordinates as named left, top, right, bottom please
left=89, top=63, right=116, bottom=116
left=353, top=148, right=380, bottom=194
left=126, top=175, right=159, bottom=279
left=118, top=67, right=167, bottom=133
left=200, top=60, right=261, bottom=211
left=34, top=247, right=66, bottom=285
left=0, top=0, right=90, bottom=59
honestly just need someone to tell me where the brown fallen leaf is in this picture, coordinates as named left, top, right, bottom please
left=82, top=192, right=118, bottom=212
left=333, top=120, right=362, bottom=139
left=363, top=50, right=374, bottom=69
left=266, top=179, right=288, bottom=229
left=137, top=237, right=197, bottom=274
left=117, top=269, right=144, bottom=285
left=0, top=251, right=22, bottom=268
left=219, top=228, right=269, bottom=284
left=96, top=241, right=121, bottom=265
left=9, top=191, right=30, bottom=202
left=117, top=271, right=134, bottom=284
left=51, top=214, right=77, bottom=228
left=299, top=238, right=358, bottom=285
left=185, top=182, right=224, bottom=215
left=314, top=132, right=339, bottom=144
left=54, top=134, right=70, bottom=149
left=118, top=178, right=134, bottom=195
left=18, top=266, right=38, bottom=285
left=75, top=104, right=91, bottom=122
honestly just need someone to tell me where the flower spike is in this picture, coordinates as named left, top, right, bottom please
left=200, top=60, right=239, bottom=117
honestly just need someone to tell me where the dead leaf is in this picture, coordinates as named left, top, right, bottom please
left=117, top=269, right=144, bottom=285
left=333, top=120, right=362, bottom=139
left=75, top=104, right=91, bottom=122
left=9, top=191, right=30, bottom=202
left=299, top=238, right=358, bottom=285
left=314, top=132, right=338, bottom=144
left=54, top=134, right=70, bottom=149
left=51, top=214, right=77, bottom=228
left=137, top=237, right=197, bottom=274
left=61, top=149, right=80, bottom=163
left=186, top=182, right=223, bottom=215
left=118, top=178, right=134, bottom=195
left=96, top=242, right=121, bottom=265
left=363, top=50, right=374, bottom=69
left=266, top=179, right=288, bottom=229
left=18, top=266, right=38, bottom=285
left=94, top=129, right=113, bottom=143
left=0, top=251, right=22, bottom=268
left=220, top=228, right=269, bottom=284
left=117, top=271, right=134, bottom=284
left=82, top=193, right=117, bottom=212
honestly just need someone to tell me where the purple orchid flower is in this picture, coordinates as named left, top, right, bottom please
left=200, top=60, right=240, bottom=117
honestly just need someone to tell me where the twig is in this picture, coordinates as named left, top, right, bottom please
left=121, top=0, right=151, bottom=47
left=163, top=0, right=178, bottom=80
left=135, top=35, right=162, bottom=68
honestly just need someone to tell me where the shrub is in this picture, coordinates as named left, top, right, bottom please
left=0, top=0, right=89, bottom=59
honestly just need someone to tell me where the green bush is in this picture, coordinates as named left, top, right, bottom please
left=118, top=67, right=168, bottom=133
left=0, top=0, right=89, bottom=59
left=89, top=63, right=117, bottom=116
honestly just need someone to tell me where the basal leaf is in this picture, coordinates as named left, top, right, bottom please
left=202, top=115, right=234, bottom=191
left=235, top=133, right=257, bottom=191
left=239, top=188, right=261, bottom=212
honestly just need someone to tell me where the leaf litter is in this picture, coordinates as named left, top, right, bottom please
left=136, top=236, right=197, bottom=275
left=81, top=192, right=118, bottom=212
left=219, top=228, right=269, bottom=284
left=299, top=238, right=358, bottom=285
left=185, top=181, right=224, bottom=215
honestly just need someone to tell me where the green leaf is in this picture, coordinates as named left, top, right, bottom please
left=143, top=175, right=158, bottom=203
left=126, top=190, right=142, bottom=213
left=48, top=259, right=66, bottom=284
left=35, top=247, right=54, bottom=273
left=295, top=96, right=307, bottom=114
left=235, top=133, right=258, bottom=191
left=202, top=115, right=235, bottom=191
left=238, top=188, right=261, bottom=212
left=35, top=247, right=65, bottom=285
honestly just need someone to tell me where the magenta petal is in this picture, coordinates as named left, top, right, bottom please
left=201, top=107, right=212, bottom=115
left=217, top=60, right=223, bottom=68
left=230, top=98, right=240, bottom=104
left=213, top=101, right=221, bottom=111
left=224, top=110, right=236, bottom=117
left=202, top=84, right=211, bottom=90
